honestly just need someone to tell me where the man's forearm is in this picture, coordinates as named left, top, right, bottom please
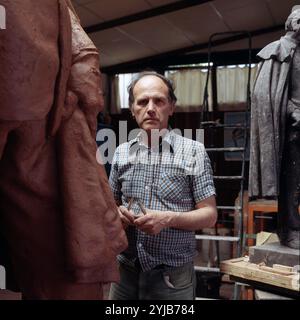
left=134, top=196, right=217, bottom=234
left=167, top=206, right=217, bottom=231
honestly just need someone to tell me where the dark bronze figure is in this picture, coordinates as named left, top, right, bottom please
left=249, top=7, right=300, bottom=249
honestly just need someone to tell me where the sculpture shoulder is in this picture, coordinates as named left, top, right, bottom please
left=258, top=37, right=296, bottom=62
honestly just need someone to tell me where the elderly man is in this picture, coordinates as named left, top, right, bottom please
left=109, top=71, right=217, bottom=300
left=0, top=0, right=127, bottom=299
left=249, top=7, right=300, bottom=249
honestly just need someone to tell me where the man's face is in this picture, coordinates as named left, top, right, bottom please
left=131, top=75, right=175, bottom=134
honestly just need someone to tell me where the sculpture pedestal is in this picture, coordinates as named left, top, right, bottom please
left=249, top=242, right=300, bottom=267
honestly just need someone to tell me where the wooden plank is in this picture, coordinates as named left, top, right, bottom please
left=258, top=265, right=295, bottom=276
left=220, top=258, right=300, bottom=292
left=273, top=264, right=294, bottom=273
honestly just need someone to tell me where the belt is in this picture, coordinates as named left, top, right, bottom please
left=134, top=258, right=166, bottom=270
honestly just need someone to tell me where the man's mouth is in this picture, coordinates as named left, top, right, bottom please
left=144, top=118, right=158, bottom=122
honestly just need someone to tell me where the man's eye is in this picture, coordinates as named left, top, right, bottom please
left=138, top=100, right=148, bottom=106
left=155, top=99, right=166, bottom=106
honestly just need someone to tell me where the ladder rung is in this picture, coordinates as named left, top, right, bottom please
left=255, top=216, right=274, bottom=220
left=217, top=219, right=236, bottom=224
left=195, top=235, right=240, bottom=242
left=213, top=176, right=243, bottom=180
left=194, top=266, right=220, bottom=272
left=223, top=125, right=249, bottom=129
left=224, top=126, right=249, bottom=129
left=201, top=122, right=249, bottom=129
left=206, top=147, right=245, bottom=152
left=217, top=206, right=242, bottom=210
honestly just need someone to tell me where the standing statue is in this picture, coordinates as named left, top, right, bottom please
left=0, top=0, right=127, bottom=299
left=249, top=7, right=300, bottom=249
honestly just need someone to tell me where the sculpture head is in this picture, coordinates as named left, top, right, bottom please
left=285, top=7, right=300, bottom=36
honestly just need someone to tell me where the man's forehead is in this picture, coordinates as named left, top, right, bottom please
left=134, top=75, right=168, bottom=91
left=135, top=92, right=168, bottom=99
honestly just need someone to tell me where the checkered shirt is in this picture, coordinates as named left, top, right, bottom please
left=109, top=130, right=216, bottom=272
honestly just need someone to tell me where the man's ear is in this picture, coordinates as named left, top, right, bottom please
left=130, top=108, right=135, bottom=118
left=169, top=103, right=175, bottom=116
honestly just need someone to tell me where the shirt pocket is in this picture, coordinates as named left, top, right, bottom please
left=159, top=171, right=190, bottom=201
left=120, top=169, right=138, bottom=199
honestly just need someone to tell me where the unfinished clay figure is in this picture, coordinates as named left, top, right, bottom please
left=0, top=0, right=127, bottom=299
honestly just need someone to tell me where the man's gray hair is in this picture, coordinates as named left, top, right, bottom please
left=127, top=71, right=177, bottom=108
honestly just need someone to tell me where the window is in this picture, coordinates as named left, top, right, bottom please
left=117, top=73, right=138, bottom=109
left=165, top=67, right=212, bottom=112
left=217, top=64, right=258, bottom=106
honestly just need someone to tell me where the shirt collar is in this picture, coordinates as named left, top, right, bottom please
left=128, top=128, right=175, bottom=154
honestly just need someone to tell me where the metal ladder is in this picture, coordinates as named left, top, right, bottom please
left=195, top=31, right=252, bottom=299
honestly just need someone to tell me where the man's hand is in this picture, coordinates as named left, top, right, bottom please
left=118, top=206, right=136, bottom=229
left=134, top=210, right=173, bottom=235
left=134, top=195, right=217, bottom=233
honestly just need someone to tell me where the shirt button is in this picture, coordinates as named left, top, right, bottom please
left=138, top=243, right=143, bottom=248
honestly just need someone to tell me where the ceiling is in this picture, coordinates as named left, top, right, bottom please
left=72, top=0, right=299, bottom=72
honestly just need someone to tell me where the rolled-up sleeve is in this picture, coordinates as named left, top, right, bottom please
left=191, top=145, right=216, bottom=203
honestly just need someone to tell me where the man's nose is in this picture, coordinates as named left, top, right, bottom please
left=147, top=100, right=156, bottom=111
